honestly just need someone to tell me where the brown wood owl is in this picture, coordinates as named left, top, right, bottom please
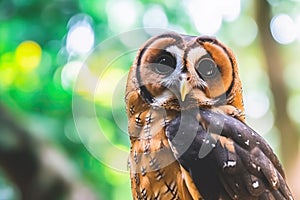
left=125, top=32, right=293, bottom=199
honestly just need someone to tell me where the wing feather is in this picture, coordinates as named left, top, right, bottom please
left=166, top=108, right=294, bottom=200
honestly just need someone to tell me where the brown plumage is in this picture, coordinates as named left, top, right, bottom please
left=125, top=32, right=293, bottom=199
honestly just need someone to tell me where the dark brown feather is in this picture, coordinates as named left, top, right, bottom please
left=166, top=108, right=293, bottom=200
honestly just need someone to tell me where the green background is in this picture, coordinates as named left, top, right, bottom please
left=0, top=0, right=300, bottom=199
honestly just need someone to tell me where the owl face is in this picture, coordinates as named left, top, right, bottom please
left=127, top=32, right=243, bottom=114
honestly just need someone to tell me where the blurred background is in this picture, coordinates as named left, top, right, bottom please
left=1, top=0, right=300, bottom=199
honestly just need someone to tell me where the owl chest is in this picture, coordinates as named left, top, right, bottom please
left=127, top=106, right=201, bottom=200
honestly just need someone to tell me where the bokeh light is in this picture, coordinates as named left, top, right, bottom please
left=15, top=41, right=42, bottom=72
left=230, top=16, right=258, bottom=46
left=270, top=14, right=296, bottom=44
left=219, top=0, right=241, bottom=22
left=66, top=14, right=95, bottom=55
left=244, top=90, right=270, bottom=119
left=143, top=5, right=168, bottom=28
left=61, top=61, right=84, bottom=90
left=106, top=0, right=141, bottom=32
left=185, top=0, right=222, bottom=35
left=184, top=0, right=240, bottom=35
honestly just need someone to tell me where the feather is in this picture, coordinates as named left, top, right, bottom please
left=166, top=108, right=294, bottom=200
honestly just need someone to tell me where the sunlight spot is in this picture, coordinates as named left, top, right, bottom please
left=186, top=0, right=222, bottom=35
left=270, top=14, right=296, bottom=44
left=143, top=5, right=168, bottom=28
left=220, top=0, right=241, bottom=21
left=184, top=0, right=241, bottom=35
left=61, top=61, right=83, bottom=90
left=106, top=0, right=141, bottom=32
left=244, top=91, right=270, bottom=119
left=15, top=41, right=42, bottom=71
left=66, top=21, right=94, bottom=55
left=230, top=16, right=258, bottom=46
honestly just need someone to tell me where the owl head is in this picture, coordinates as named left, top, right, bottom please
left=125, top=32, right=244, bottom=119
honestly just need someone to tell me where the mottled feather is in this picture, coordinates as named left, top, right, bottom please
left=166, top=108, right=293, bottom=200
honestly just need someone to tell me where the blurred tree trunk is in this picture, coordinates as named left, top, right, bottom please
left=255, top=0, right=299, bottom=171
left=0, top=104, right=96, bottom=200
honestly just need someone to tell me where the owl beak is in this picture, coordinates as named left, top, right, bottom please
left=180, top=78, right=191, bottom=102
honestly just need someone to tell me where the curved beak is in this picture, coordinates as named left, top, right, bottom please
left=180, top=75, right=192, bottom=102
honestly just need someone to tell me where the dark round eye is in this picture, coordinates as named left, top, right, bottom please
left=153, top=53, right=176, bottom=75
left=197, top=58, right=218, bottom=78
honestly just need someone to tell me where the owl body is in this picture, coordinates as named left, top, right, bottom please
left=125, top=32, right=293, bottom=199
left=126, top=67, right=201, bottom=199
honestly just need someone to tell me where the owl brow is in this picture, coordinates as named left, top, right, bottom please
left=184, top=46, right=208, bottom=70
left=165, top=45, right=184, bottom=69
left=143, top=34, right=183, bottom=53
left=146, top=44, right=181, bottom=64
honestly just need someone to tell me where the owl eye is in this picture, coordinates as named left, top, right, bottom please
left=196, top=58, right=218, bottom=79
left=153, top=52, right=176, bottom=75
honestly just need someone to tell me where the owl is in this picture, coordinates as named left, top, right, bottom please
left=125, top=32, right=293, bottom=199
